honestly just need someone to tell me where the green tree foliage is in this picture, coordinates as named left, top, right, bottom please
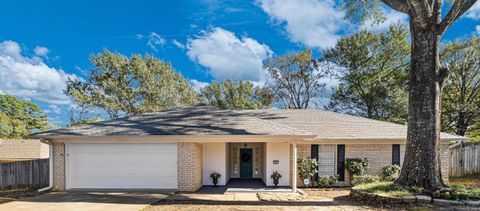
left=201, top=80, right=273, bottom=110
left=0, top=94, right=48, bottom=139
left=65, top=49, right=198, bottom=119
left=67, top=108, right=103, bottom=127
left=264, top=49, right=327, bottom=109
left=324, top=25, right=409, bottom=124
left=441, top=36, right=480, bottom=138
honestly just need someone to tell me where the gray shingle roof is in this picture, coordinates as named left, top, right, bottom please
left=28, top=105, right=466, bottom=141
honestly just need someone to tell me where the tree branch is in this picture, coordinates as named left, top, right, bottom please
left=438, top=66, right=449, bottom=87
left=406, top=0, right=434, bottom=28
left=380, top=0, right=410, bottom=14
left=438, top=0, right=478, bottom=35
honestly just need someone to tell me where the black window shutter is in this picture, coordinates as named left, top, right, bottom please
left=337, top=145, right=345, bottom=181
left=311, top=145, right=319, bottom=179
left=311, top=145, right=319, bottom=160
left=392, top=144, right=400, bottom=166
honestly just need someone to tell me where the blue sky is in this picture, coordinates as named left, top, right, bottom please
left=0, top=0, right=479, bottom=126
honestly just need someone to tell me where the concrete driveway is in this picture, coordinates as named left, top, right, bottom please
left=0, top=191, right=172, bottom=211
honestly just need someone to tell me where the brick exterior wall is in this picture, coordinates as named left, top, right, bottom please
left=52, top=142, right=65, bottom=191
left=292, top=143, right=450, bottom=187
left=345, top=144, right=450, bottom=183
left=344, top=144, right=392, bottom=182
left=290, top=144, right=312, bottom=187
left=0, top=139, right=49, bottom=160
left=177, top=142, right=203, bottom=191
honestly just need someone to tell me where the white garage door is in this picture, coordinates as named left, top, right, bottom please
left=67, top=143, right=177, bottom=189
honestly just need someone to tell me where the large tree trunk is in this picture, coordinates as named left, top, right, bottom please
left=395, top=21, right=444, bottom=190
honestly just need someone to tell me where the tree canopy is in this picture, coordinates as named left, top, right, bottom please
left=264, top=49, right=327, bottom=109
left=201, top=80, right=273, bottom=110
left=0, top=94, right=48, bottom=139
left=325, top=25, right=410, bottom=124
left=441, top=36, right=480, bottom=139
left=67, top=108, right=103, bottom=127
left=65, top=49, right=198, bottom=119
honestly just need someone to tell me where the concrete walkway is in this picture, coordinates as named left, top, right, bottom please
left=168, top=192, right=260, bottom=202
left=198, top=179, right=292, bottom=193
left=0, top=191, right=171, bottom=211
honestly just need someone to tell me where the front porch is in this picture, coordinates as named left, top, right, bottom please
left=201, top=142, right=299, bottom=192
left=198, top=179, right=292, bottom=193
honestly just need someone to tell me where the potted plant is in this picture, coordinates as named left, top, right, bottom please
left=271, top=171, right=282, bottom=187
left=210, top=172, right=221, bottom=186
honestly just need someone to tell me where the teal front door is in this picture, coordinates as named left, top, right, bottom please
left=240, top=148, right=253, bottom=178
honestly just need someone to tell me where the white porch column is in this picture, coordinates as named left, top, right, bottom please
left=292, top=143, right=297, bottom=192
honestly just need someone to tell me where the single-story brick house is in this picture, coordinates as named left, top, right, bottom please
left=28, top=105, right=466, bottom=192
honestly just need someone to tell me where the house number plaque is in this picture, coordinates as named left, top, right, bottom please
left=273, top=160, right=279, bottom=164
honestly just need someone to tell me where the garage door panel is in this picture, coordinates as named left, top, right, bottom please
left=68, top=143, right=178, bottom=189
left=72, top=177, right=177, bottom=189
left=70, top=154, right=176, bottom=165
left=70, top=143, right=176, bottom=153
left=70, top=166, right=177, bottom=177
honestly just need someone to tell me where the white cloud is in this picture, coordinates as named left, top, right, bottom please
left=0, top=40, right=79, bottom=105
left=0, top=40, right=24, bottom=61
left=465, top=2, right=480, bottom=20
left=187, top=27, right=273, bottom=83
left=172, top=39, right=186, bottom=49
left=257, top=0, right=345, bottom=49
left=135, top=34, right=144, bottom=40
left=477, top=25, right=480, bottom=35
left=34, top=46, right=49, bottom=57
left=364, top=8, right=408, bottom=31
left=147, top=32, right=166, bottom=52
left=190, top=79, right=209, bottom=92
left=45, top=104, right=62, bottom=115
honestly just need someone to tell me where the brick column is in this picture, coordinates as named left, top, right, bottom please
left=177, top=142, right=203, bottom=191
left=52, top=142, right=65, bottom=191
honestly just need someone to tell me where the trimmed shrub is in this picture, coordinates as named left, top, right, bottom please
left=297, top=156, right=318, bottom=187
left=346, top=158, right=368, bottom=177
left=317, top=175, right=339, bottom=188
left=352, top=175, right=380, bottom=186
left=381, top=165, right=401, bottom=181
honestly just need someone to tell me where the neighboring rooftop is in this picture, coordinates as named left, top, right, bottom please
left=0, top=139, right=49, bottom=160
left=28, top=105, right=466, bottom=141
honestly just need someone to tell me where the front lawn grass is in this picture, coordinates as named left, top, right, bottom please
left=448, top=177, right=480, bottom=199
left=449, top=177, right=480, bottom=189
left=356, top=178, right=480, bottom=199
left=354, top=181, right=412, bottom=197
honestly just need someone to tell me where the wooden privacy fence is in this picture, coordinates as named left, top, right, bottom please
left=0, top=159, right=49, bottom=190
left=449, top=142, right=480, bottom=177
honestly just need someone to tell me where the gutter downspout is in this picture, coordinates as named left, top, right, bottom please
left=38, top=139, right=53, bottom=192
